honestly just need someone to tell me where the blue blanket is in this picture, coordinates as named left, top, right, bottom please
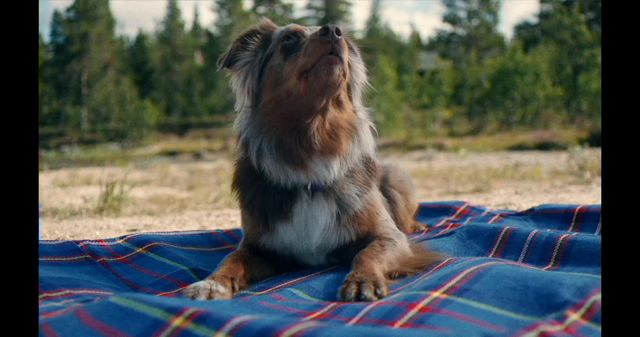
left=39, top=201, right=601, bottom=336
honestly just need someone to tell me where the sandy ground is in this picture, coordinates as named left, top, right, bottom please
left=39, top=148, right=601, bottom=240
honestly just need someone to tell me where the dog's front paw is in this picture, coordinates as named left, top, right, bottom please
left=183, top=276, right=237, bottom=300
left=340, top=272, right=387, bottom=302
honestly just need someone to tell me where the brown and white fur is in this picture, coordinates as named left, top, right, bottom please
left=184, top=18, right=442, bottom=302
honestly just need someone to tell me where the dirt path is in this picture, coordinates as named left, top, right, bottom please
left=39, top=148, right=600, bottom=240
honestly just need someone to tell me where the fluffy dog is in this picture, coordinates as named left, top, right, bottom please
left=184, top=18, right=442, bottom=302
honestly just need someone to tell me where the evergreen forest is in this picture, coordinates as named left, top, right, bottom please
left=38, top=0, right=601, bottom=150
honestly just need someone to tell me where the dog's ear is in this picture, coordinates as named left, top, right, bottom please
left=217, top=18, right=278, bottom=71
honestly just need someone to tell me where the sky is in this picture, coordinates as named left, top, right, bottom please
left=39, top=0, right=540, bottom=42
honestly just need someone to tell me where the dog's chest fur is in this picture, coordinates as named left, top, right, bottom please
left=258, top=192, right=355, bottom=266
left=233, top=153, right=379, bottom=267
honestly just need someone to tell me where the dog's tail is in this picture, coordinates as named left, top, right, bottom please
left=386, top=242, right=446, bottom=280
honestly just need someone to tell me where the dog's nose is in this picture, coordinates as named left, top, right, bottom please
left=319, top=24, right=342, bottom=41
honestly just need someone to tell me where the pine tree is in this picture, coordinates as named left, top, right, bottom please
left=515, top=0, right=600, bottom=51
left=477, top=45, right=564, bottom=130
left=208, top=0, right=257, bottom=116
left=435, top=0, right=505, bottom=66
left=538, top=0, right=600, bottom=126
left=426, top=0, right=506, bottom=130
left=400, top=25, right=426, bottom=139
left=513, top=0, right=601, bottom=128
left=253, top=0, right=293, bottom=24
left=398, top=24, right=422, bottom=96
left=190, top=5, right=206, bottom=60
left=214, top=0, right=256, bottom=48
left=39, top=33, right=49, bottom=126
left=201, top=29, right=232, bottom=116
left=360, top=0, right=383, bottom=66
left=43, top=9, right=72, bottom=127
left=513, top=20, right=541, bottom=53
left=359, top=0, right=405, bottom=136
left=42, top=0, right=156, bottom=143
left=61, top=0, right=119, bottom=130
left=184, top=5, right=206, bottom=118
left=157, top=0, right=190, bottom=118
left=304, top=0, right=352, bottom=28
left=127, top=30, right=157, bottom=100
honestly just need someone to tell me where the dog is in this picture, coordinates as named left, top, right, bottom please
left=184, top=18, right=442, bottom=302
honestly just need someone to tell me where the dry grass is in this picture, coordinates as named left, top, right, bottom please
left=39, top=147, right=601, bottom=240
left=566, top=145, right=602, bottom=183
left=40, top=156, right=237, bottom=220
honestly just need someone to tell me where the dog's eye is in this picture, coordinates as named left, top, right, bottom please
left=280, top=32, right=304, bottom=60
left=281, top=31, right=303, bottom=44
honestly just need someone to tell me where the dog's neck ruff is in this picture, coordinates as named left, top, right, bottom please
left=236, top=112, right=376, bottom=188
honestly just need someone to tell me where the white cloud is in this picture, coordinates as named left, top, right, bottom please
left=39, top=0, right=218, bottom=40
left=350, top=0, right=373, bottom=34
left=111, top=0, right=219, bottom=37
left=500, top=0, right=540, bottom=40
left=110, top=0, right=166, bottom=37
left=379, top=0, right=445, bottom=40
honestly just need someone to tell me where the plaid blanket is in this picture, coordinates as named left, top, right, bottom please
left=39, top=201, right=601, bottom=337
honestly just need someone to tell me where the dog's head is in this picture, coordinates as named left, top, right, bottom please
left=220, top=19, right=374, bottom=186
left=218, top=18, right=368, bottom=116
